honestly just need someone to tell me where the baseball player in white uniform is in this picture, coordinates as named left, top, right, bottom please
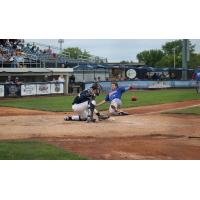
left=64, top=83, right=109, bottom=122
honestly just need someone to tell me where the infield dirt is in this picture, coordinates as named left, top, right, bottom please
left=0, top=99, right=200, bottom=159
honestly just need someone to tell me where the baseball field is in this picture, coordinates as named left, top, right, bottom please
left=0, top=88, right=200, bottom=160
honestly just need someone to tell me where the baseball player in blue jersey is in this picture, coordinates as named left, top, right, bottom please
left=97, top=82, right=133, bottom=116
left=195, top=71, right=200, bottom=94
left=64, top=83, right=109, bottom=122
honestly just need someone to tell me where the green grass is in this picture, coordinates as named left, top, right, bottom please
left=0, top=89, right=199, bottom=112
left=164, top=106, right=200, bottom=115
left=0, top=141, right=87, bottom=160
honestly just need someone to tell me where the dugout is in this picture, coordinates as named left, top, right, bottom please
left=0, top=68, right=73, bottom=94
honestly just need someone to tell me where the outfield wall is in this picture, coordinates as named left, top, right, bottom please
left=85, top=80, right=198, bottom=92
left=0, top=80, right=198, bottom=98
left=0, top=82, right=64, bottom=98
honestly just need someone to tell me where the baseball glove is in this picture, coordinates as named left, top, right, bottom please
left=98, top=114, right=110, bottom=121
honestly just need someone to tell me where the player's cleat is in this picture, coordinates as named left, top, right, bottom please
left=112, top=111, right=129, bottom=116
left=118, top=111, right=129, bottom=116
left=86, top=116, right=96, bottom=123
left=64, top=116, right=72, bottom=121
left=86, top=118, right=96, bottom=123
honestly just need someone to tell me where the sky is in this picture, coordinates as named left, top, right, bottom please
left=26, top=39, right=200, bottom=62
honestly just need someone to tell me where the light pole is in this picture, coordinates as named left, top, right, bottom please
left=58, top=39, right=64, bottom=52
left=173, top=47, right=176, bottom=69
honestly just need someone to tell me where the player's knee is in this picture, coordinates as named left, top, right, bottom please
left=91, top=100, right=96, bottom=106
left=89, top=100, right=96, bottom=110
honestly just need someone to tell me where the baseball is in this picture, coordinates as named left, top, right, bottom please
left=131, top=96, right=137, bottom=101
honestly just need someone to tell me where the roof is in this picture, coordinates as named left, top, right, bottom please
left=0, top=68, right=73, bottom=76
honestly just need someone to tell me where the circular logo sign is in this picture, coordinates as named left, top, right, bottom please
left=126, top=69, right=136, bottom=79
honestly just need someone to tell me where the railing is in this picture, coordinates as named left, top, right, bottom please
left=1, top=43, right=108, bottom=68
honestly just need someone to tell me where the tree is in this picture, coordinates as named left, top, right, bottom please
left=188, top=53, right=200, bottom=68
left=136, top=49, right=164, bottom=67
left=61, top=47, right=81, bottom=59
left=61, top=47, right=91, bottom=59
left=120, top=60, right=131, bottom=64
left=155, top=55, right=182, bottom=68
left=159, top=40, right=195, bottom=68
left=162, top=40, right=195, bottom=55
left=136, top=40, right=197, bottom=68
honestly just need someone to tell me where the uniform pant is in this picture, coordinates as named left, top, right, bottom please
left=109, top=98, right=122, bottom=114
left=72, top=101, right=89, bottom=119
left=71, top=100, right=97, bottom=121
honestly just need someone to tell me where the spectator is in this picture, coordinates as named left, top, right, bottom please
left=58, top=75, right=65, bottom=82
left=97, top=76, right=101, bottom=82
left=160, top=72, right=166, bottom=81
left=35, top=47, right=40, bottom=54
left=47, top=46, right=52, bottom=54
left=144, top=73, right=149, bottom=80
left=170, top=73, right=176, bottom=80
left=14, top=77, right=22, bottom=96
left=51, top=77, right=57, bottom=82
left=69, top=74, right=75, bottom=84
left=152, top=73, right=159, bottom=81
left=165, top=72, right=170, bottom=80
left=5, top=76, right=13, bottom=84
left=14, top=77, right=22, bottom=85
left=9, top=53, right=17, bottom=68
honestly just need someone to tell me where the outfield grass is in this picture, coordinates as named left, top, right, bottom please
left=0, top=89, right=199, bottom=112
left=0, top=141, right=87, bottom=160
left=164, top=106, right=200, bottom=115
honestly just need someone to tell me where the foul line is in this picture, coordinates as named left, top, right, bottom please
left=143, top=104, right=200, bottom=115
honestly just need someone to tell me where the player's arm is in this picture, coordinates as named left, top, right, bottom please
left=96, top=94, right=109, bottom=107
left=120, top=85, right=134, bottom=93
left=96, top=100, right=106, bottom=107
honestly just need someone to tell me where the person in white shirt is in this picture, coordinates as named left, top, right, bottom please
left=58, top=75, right=65, bottom=82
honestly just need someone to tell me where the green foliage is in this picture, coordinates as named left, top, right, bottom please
left=136, top=40, right=200, bottom=68
left=162, top=40, right=195, bottom=55
left=61, top=47, right=91, bottom=59
left=155, top=54, right=182, bottom=68
left=188, top=54, right=200, bottom=68
left=0, top=141, right=87, bottom=160
left=136, top=49, right=164, bottom=66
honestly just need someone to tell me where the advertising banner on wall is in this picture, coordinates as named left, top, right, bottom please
left=85, top=80, right=196, bottom=91
left=21, top=84, right=37, bottom=96
left=50, top=83, right=64, bottom=94
left=37, top=84, right=50, bottom=95
left=0, top=85, right=4, bottom=97
left=148, top=81, right=171, bottom=89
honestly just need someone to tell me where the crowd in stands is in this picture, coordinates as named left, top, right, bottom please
left=23, top=42, right=56, bottom=58
left=0, top=39, right=58, bottom=68
left=0, top=39, right=25, bottom=67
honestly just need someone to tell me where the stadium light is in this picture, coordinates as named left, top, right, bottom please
left=58, top=39, right=64, bottom=51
